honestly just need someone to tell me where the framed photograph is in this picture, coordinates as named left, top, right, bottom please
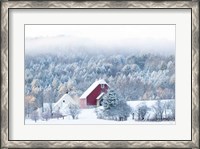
left=1, top=1, right=199, bottom=148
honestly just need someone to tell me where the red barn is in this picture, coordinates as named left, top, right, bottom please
left=80, top=79, right=109, bottom=108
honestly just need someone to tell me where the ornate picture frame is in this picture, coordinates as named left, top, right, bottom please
left=1, top=1, right=199, bottom=148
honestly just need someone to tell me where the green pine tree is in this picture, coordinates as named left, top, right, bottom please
left=102, top=89, right=119, bottom=109
left=102, top=89, right=131, bottom=121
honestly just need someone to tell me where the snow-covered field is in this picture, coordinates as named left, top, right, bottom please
left=25, top=100, right=175, bottom=125
left=25, top=108, right=174, bottom=125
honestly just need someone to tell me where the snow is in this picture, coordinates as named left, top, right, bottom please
left=80, top=79, right=108, bottom=99
left=127, top=99, right=172, bottom=108
left=25, top=99, right=175, bottom=125
left=25, top=108, right=174, bottom=125
left=96, top=92, right=104, bottom=100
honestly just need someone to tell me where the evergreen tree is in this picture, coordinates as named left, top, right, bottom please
left=102, top=89, right=119, bottom=110
left=102, top=89, right=131, bottom=121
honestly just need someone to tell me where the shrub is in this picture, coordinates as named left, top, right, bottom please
left=31, top=110, right=39, bottom=122
left=68, top=104, right=81, bottom=119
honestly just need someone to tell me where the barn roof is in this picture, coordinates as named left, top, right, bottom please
left=80, top=79, right=108, bottom=99
left=97, top=92, right=105, bottom=100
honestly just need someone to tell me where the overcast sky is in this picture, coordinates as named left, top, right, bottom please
left=25, top=25, right=175, bottom=55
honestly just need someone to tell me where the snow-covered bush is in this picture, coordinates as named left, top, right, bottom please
left=109, top=100, right=131, bottom=121
left=52, top=110, right=64, bottom=119
left=144, top=110, right=157, bottom=121
left=30, top=110, right=39, bottom=122
left=135, top=103, right=149, bottom=121
left=95, top=107, right=104, bottom=119
left=68, top=104, right=81, bottom=119
left=41, top=110, right=51, bottom=121
left=132, top=100, right=175, bottom=121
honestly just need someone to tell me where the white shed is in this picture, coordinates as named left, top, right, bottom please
left=53, top=93, right=77, bottom=116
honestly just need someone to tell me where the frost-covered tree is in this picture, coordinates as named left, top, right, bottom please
left=116, top=76, right=145, bottom=101
left=24, top=95, right=37, bottom=118
left=52, top=78, right=59, bottom=90
left=67, top=79, right=75, bottom=92
left=152, top=100, right=165, bottom=121
left=31, top=110, right=39, bottom=122
left=31, top=79, right=44, bottom=110
left=102, top=89, right=119, bottom=110
left=42, top=110, right=51, bottom=121
left=68, top=104, right=81, bottom=119
left=122, top=64, right=140, bottom=76
left=112, top=100, right=131, bottom=121
left=43, top=86, right=55, bottom=114
left=101, top=89, right=131, bottom=121
left=136, top=103, right=148, bottom=121
left=25, top=52, right=175, bottom=110
left=168, top=100, right=175, bottom=120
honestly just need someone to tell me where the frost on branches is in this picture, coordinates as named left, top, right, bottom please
left=68, top=104, right=81, bottom=119
left=102, top=90, right=119, bottom=109
left=30, top=110, right=39, bottom=122
left=98, top=89, right=131, bottom=121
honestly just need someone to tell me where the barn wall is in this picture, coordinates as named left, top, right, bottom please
left=87, top=84, right=108, bottom=106
left=80, top=98, right=87, bottom=109
left=102, top=84, right=108, bottom=93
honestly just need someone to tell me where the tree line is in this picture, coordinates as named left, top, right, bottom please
left=25, top=52, right=175, bottom=118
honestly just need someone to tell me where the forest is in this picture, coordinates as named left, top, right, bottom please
left=25, top=51, right=175, bottom=116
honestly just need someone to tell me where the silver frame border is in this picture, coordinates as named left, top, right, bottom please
left=1, top=1, right=199, bottom=148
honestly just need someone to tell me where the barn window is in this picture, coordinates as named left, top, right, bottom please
left=101, top=84, right=104, bottom=89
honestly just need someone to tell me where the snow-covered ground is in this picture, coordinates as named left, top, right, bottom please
left=25, top=100, right=175, bottom=125
left=25, top=108, right=174, bottom=125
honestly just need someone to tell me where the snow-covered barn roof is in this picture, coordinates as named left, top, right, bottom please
left=80, top=79, right=108, bottom=99
left=96, top=92, right=105, bottom=100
